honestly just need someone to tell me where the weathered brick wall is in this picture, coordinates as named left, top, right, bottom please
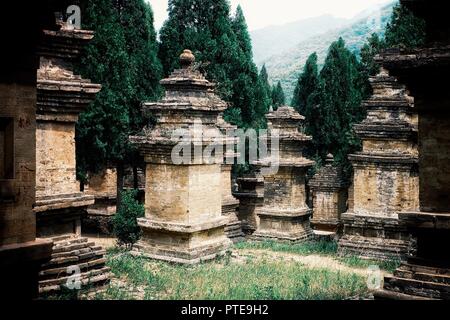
left=0, top=83, right=37, bottom=246
left=263, top=167, right=308, bottom=210
left=221, top=165, right=233, bottom=199
left=312, top=191, right=343, bottom=221
left=145, top=164, right=222, bottom=223
left=353, top=164, right=419, bottom=217
left=35, top=121, right=79, bottom=197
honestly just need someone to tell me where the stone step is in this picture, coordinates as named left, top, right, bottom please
left=42, top=249, right=106, bottom=269
left=39, top=257, right=107, bottom=277
left=374, top=289, right=434, bottom=300
left=397, top=262, right=450, bottom=274
left=39, top=268, right=112, bottom=293
left=394, top=265, right=450, bottom=285
left=52, top=241, right=96, bottom=254
left=384, top=275, right=450, bottom=300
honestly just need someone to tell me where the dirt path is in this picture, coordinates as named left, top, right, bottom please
left=234, top=249, right=390, bottom=277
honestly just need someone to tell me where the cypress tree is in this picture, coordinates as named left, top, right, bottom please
left=259, top=64, right=272, bottom=106
left=291, top=52, right=319, bottom=115
left=317, top=38, right=365, bottom=164
left=76, top=0, right=133, bottom=180
left=159, top=0, right=269, bottom=129
left=271, top=81, right=285, bottom=109
left=385, top=4, right=426, bottom=49
left=230, top=5, right=270, bottom=128
left=76, top=0, right=162, bottom=203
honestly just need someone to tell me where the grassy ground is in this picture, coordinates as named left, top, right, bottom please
left=43, top=240, right=401, bottom=300
left=236, top=240, right=401, bottom=273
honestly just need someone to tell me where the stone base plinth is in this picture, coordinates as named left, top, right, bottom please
left=311, top=218, right=341, bottom=233
left=313, top=230, right=338, bottom=242
left=374, top=212, right=450, bottom=300
left=35, top=193, right=94, bottom=237
left=133, top=217, right=231, bottom=264
left=222, top=198, right=245, bottom=243
left=338, top=213, right=410, bottom=261
left=252, top=208, right=312, bottom=242
left=83, top=210, right=115, bottom=235
left=38, top=235, right=111, bottom=295
left=83, top=195, right=116, bottom=235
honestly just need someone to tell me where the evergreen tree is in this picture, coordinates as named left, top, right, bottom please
left=291, top=52, right=319, bottom=115
left=385, top=4, right=426, bottom=49
left=116, top=0, right=163, bottom=196
left=271, top=81, right=285, bottom=109
left=259, top=64, right=271, bottom=100
left=76, top=0, right=162, bottom=204
left=76, top=0, right=133, bottom=180
left=230, top=5, right=270, bottom=128
left=159, top=0, right=269, bottom=128
left=360, top=33, right=385, bottom=77
left=317, top=38, right=365, bottom=165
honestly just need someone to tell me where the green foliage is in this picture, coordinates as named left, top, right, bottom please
left=360, top=33, right=385, bottom=77
left=317, top=38, right=365, bottom=166
left=290, top=39, right=365, bottom=171
left=291, top=52, right=319, bottom=115
left=112, top=190, right=145, bottom=248
left=385, top=4, right=426, bottom=49
left=235, top=240, right=338, bottom=256
left=271, top=81, right=285, bottom=109
left=159, top=1, right=269, bottom=129
left=76, top=0, right=162, bottom=179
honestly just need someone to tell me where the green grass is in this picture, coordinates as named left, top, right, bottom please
left=43, top=240, right=403, bottom=300
left=235, top=240, right=401, bottom=273
left=99, top=251, right=368, bottom=300
left=338, top=254, right=402, bottom=273
left=234, top=240, right=338, bottom=256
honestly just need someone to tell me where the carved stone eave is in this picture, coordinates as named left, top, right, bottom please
left=376, top=46, right=450, bottom=71
left=37, top=28, right=94, bottom=60
left=349, top=153, right=419, bottom=166
left=34, top=193, right=95, bottom=213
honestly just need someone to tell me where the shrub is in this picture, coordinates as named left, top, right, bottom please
left=112, top=190, right=144, bottom=249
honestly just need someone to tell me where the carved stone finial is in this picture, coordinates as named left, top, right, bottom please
left=180, top=49, right=195, bottom=68
left=326, top=153, right=334, bottom=164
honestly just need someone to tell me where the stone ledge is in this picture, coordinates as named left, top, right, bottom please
left=137, top=216, right=229, bottom=234
left=256, top=207, right=312, bottom=218
left=34, top=193, right=95, bottom=213
left=0, top=239, right=53, bottom=267
left=133, top=238, right=231, bottom=265
left=399, top=211, right=450, bottom=230
left=251, top=229, right=312, bottom=243
left=373, top=289, right=434, bottom=300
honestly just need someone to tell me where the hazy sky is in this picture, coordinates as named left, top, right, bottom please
left=148, top=0, right=392, bottom=31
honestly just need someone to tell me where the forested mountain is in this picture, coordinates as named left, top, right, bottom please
left=261, top=1, right=396, bottom=101
left=250, top=14, right=348, bottom=64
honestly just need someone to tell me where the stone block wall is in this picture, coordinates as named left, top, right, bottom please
left=36, top=121, right=78, bottom=197
left=145, top=164, right=222, bottom=223
left=352, top=164, right=419, bottom=218
left=0, top=83, right=37, bottom=246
